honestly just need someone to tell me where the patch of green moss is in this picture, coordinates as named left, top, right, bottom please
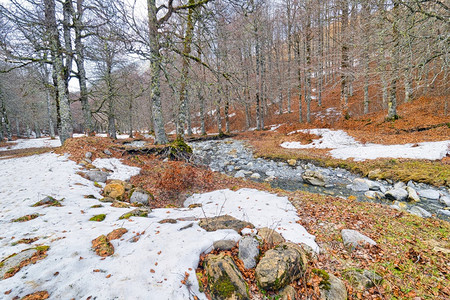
left=32, top=196, right=62, bottom=207
left=313, top=269, right=331, bottom=291
left=196, top=272, right=204, bottom=292
left=12, top=214, right=39, bottom=222
left=34, top=245, right=50, bottom=252
left=89, top=214, right=106, bottom=222
left=119, top=213, right=133, bottom=220
left=90, top=204, right=103, bottom=208
left=211, top=274, right=237, bottom=298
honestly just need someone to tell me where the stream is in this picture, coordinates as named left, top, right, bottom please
left=190, top=139, right=450, bottom=222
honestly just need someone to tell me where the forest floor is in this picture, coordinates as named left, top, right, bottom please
left=0, top=96, right=449, bottom=299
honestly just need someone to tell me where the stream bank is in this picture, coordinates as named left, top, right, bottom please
left=191, top=139, right=450, bottom=222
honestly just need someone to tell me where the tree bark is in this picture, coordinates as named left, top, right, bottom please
left=44, top=0, right=73, bottom=145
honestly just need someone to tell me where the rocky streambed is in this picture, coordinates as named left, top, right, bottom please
left=191, top=139, right=450, bottom=222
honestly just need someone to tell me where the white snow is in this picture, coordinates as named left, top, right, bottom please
left=0, top=137, right=61, bottom=151
left=281, top=128, right=450, bottom=161
left=0, top=151, right=317, bottom=299
left=269, top=124, right=284, bottom=131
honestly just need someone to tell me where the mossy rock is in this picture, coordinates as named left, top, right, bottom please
left=103, top=183, right=125, bottom=200
left=119, top=208, right=150, bottom=220
left=12, top=214, right=39, bottom=222
left=204, top=253, right=250, bottom=300
left=313, top=269, right=331, bottom=291
left=91, top=235, right=114, bottom=257
left=89, top=214, right=106, bottom=222
left=32, top=196, right=63, bottom=207
left=343, top=269, right=383, bottom=290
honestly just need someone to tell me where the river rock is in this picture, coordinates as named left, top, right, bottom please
left=418, top=189, right=440, bottom=200
left=0, top=249, right=38, bottom=279
left=348, top=178, right=369, bottom=192
left=198, top=215, right=254, bottom=233
left=234, top=170, right=246, bottom=178
left=394, top=182, right=406, bottom=189
left=214, top=240, right=238, bottom=251
left=405, top=186, right=420, bottom=202
left=266, top=170, right=276, bottom=177
left=345, top=269, right=383, bottom=290
left=366, top=180, right=386, bottom=193
left=287, top=159, right=297, bottom=166
left=265, top=175, right=276, bottom=182
left=257, top=227, right=285, bottom=246
left=130, top=188, right=152, bottom=205
left=302, top=170, right=326, bottom=187
left=385, top=188, right=408, bottom=201
left=408, top=206, right=432, bottom=218
left=341, top=229, right=376, bottom=248
left=86, top=170, right=108, bottom=183
left=250, top=173, right=261, bottom=179
left=364, top=191, right=384, bottom=200
left=85, top=151, right=93, bottom=159
left=104, top=149, right=112, bottom=155
left=239, top=237, right=260, bottom=269
left=255, top=242, right=307, bottom=291
left=204, top=253, right=250, bottom=300
left=437, top=209, right=450, bottom=217
left=439, top=196, right=450, bottom=207
left=392, top=201, right=408, bottom=210
left=319, top=274, right=347, bottom=300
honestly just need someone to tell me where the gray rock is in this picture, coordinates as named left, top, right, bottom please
left=256, top=242, right=307, bottom=291
left=250, top=173, right=261, bottom=179
left=0, top=249, right=38, bottom=279
left=266, top=170, right=276, bottom=177
left=439, top=196, right=450, bottom=207
left=277, top=285, right=296, bottom=300
left=85, top=151, right=92, bottom=159
left=198, top=215, right=254, bottom=233
left=437, top=209, right=450, bottom=217
left=320, top=274, right=347, bottom=300
left=394, top=181, right=406, bottom=189
left=405, top=186, right=420, bottom=202
left=349, top=178, right=369, bottom=192
left=385, top=188, right=408, bottom=201
left=104, top=149, right=112, bottom=155
left=118, top=208, right=150, bottom=219
left=130, top=188, right=152, bottom=205
left=234, top=170, right=246, bottom=178
left=366, top=180, right=386, bottom=193
left=239, top=237, right=260, bottom=269
left=257, top=227, right=285, bottom=246
left=204, top=253, right=250, bottom=300
left=408, top=206, right=432, bottom=218
left=418, top=189, right=440, bottom=200
left=86, top=170, right=108, bottom=183
left=345, top=269, right=383, bottom=290
left=302, top=170, right=326, bottom=187
left=364, top=191, right=384, bottom=200
left=213, top=240, right=237, bottom=251
left=265, top=175, right=276, bottom=182
left=341, top=229, right=376, bottom=248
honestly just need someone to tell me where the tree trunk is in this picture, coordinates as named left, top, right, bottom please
left=387, top=1, right=400, bottom=120
left=340, top=0, right=349, bottom=112
left=45, top=0, right=73, bottom=145
left=295, top=38, right=303, bottom=123
left=362, top=2, right=370, bottom=114
left=305, top=2, right=312, bottom=123
left=147, top=0, right=168, bottom=144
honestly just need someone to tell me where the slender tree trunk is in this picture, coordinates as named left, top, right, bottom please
left=15, top=118, right=20, bottom=137
left=0, top=92, right=12, bottom=141
left=295, top=38, right=303, bottom=123
left=286, top=0, right=293, bottom=113
left=45, top=0, right=73, bottom=144
left=362, top=2, right=370, bottom=114
left=305, top=2, right=312, bottom=123
left=186, top=92, right=192, bottom=136
left=340, top=0, right=349, bottom=113
left=317, top=0, right=323, bottom=106
left=128, top=98, right=133, bottom=138
left=105, top=59, right=117, bottom=139
left=147, top=0, right=167, bottom=144
left=387, top=1, right=400, bottom=120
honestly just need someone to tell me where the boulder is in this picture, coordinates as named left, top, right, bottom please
left=341, top=229, right=376, bottom=248
left=86, top=170, right=108, bottom=183
left=234, top=170, right=246, bottom=178
left=345, top=269, right=383, bottom=290
left=394, top=182, right=406, bottom=189
left=199, top=215, right=254, bottom=233
left=302, top=170, right=326, bottom=187
left=319, top=274, right=347, bottom=300
left=439, top=196, right=450, bottom=207
left=418, top=189, right=440, bottom=200
left=385, top=188, right=408, bottom=201
left=250, top=173, right=261, bottom=179
left=365, top=180, right=386, bottom=193
left=408, top=206, right=432, bottom=218
left=238, top=237, right=260, bottom=269
left=257, top=227, right=285, bottom=246
left=214, top=240, right=238, bottom=251
left=364, top=191, right=384, bottom=200
left=130, top=188, right=153, bottom=205
left=349, top=178, right=369, bottom=192
left=277, top=285, right=296, bottom=300
left=204, top=253, right=250, bottom=300
left=437, top=209, right=450, bottom=217
left=103, top=183, right=125, bottom=200
left=119, top=208, right=150, bottom=219
left=0, top=249, right=38, bottom=279
left=401, top=186, right=418, bottom=202
left=255, top=242, right=307, bottom=291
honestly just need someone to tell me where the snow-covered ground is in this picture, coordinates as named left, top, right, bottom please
left=281, top=128, right=450, bottom=161
left=0, top=137, right=62, bottom=151
left=0, top=140, right=317, bottom=299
